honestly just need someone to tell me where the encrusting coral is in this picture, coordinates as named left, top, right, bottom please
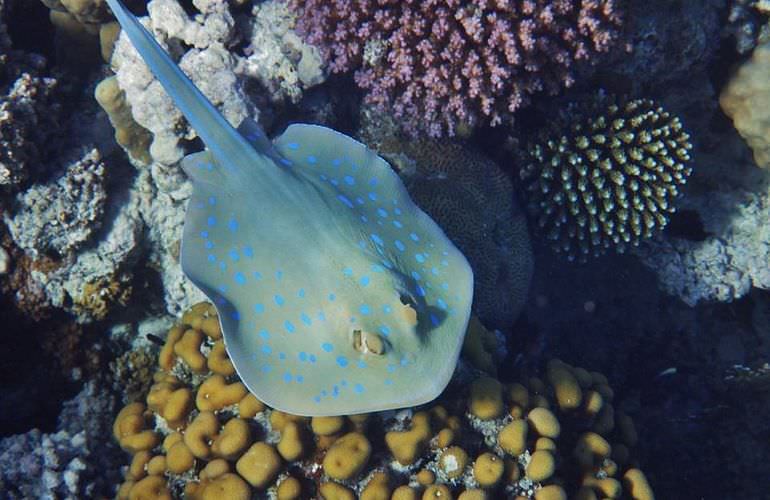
left=520, top=94, right=693, bottom=262
left=113, top=302, right=655, bottom=499
left=374, top=137, right=533, bottom=329
left=720, top=40, right=770, bottom=169
left=290, top=0, right=624, bottom=137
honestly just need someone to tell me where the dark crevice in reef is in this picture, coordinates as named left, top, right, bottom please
left=665, top=209, right=709, bottom=242
left=0, top=304, right=79, bottom=436
left=5, top=0, right=56, bottom=63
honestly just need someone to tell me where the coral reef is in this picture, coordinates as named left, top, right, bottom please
left=110, top=0, right=324, bottom=171
left=110, top=0, right=250, bottom=171
left=235, top=0, right=325, bottom=103
left=636, top=171, right=770, bottom=306
left=724, top=0, right=770, bottom=54
left=94, top=75, right=152, bottom=165
left=113, top=303, right=654, bottom=499
left=520, top=94, right=693, bottom=262
left=2, top=148, right=145, bottom=323
left=4, top=148, right=107, bottom=258
left=374, top=135, right=533, bottom=329
left=0, top=380, right=123, bottom=499
left=291, top=0, right=624, bottom=137
left=603, top=1, right=721, bottom=90
left=0, top=72, right=59, bottom=189
left=720, top=40, right=770, bottom=170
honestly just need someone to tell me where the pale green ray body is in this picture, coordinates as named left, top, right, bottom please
left=106, top=0, right=473, bottom=415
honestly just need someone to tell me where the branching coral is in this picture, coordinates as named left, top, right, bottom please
left=520, top=94, right=693, bottom=261
left=291, top=0, right=624, bottom=137
left=113, top=303, right=654, bottom=499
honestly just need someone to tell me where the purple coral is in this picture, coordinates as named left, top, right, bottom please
left=290, top=0, right=623, bottom=137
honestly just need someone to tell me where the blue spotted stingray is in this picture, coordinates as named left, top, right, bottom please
left=106, top=0, right=474, bottom=416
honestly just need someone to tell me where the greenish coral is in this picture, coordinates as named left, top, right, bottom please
left=520, top=95, right=693, bottom=262
left=378, top=139, right=533, bottom=329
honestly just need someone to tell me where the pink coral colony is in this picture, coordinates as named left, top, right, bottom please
left=290, top=0, right=623, bottom=137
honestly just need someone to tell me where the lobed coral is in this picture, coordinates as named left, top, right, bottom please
left=520, top=94, right=693, bottom=262
left=291, top=0, right=624, bottom=137
left=113, top=302, right=654, bottom=499
left=720, top=41, right=770, bottom=169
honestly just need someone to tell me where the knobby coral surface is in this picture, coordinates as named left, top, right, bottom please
left=112, top=302, right=655, bottom=500
left=291, top=0, right=623, bottom=137
left=520, top=94, right=693, bottom=262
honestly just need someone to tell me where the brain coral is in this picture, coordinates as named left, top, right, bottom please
left=113, top=303, right=655, bottom=499
left=520, top=94, right=693, bottom=261
left=378, top=138, right=533, bottom=329
left=290, top=0, right=624, bottom=137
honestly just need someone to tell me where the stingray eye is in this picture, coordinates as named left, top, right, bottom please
left=352, top=330, right=387, bottom=356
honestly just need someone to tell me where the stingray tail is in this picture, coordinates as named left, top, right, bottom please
left=105, top=0, right=257, bottom=164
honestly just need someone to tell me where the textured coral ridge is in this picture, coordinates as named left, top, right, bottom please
left=291, top=0, right=623, bottom=137
left=113, top=303, right=654, bottom=499
left=720, top=40, right=770, bottom=170
left=520, top=95, right=693, bottom=261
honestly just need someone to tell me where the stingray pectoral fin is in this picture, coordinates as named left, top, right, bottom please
left=262, top=123, right=475, bottom=414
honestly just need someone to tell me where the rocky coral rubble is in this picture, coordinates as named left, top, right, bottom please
left=0, top=380, right=122, bottom=499
left=112, top=302, right=654, bottom=499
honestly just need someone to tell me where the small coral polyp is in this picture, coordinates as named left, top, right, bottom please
left=521, top=95, right=693, bottom=262
left=290, top=0, right=624, bottom=137
left=113, top=302, right=655, bottom=499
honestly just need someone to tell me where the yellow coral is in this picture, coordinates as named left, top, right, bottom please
left=720, top=42, right=770, bottom=169
left=196, top=375, right=248, bottom=411
left=184, top=411, right=219, bottom=459
left=166, top=441, right=195, bottom=474
left=439, top=446, right=468, bottom=479
left=320, top=481, right=356, bottom=500
left=211, top=418, right=251, bottom=460
left=462, top=316, right=498, bottom=374
left=94, top=76, right=152, bottom=164
left=189, top=473, right=250, bottom=500
left=208, top=340, right=235, bottom=376
left=113, top=403, right=159, bottom=453
left=473, top=452, right=504, bottom=487
left=235, top=442, right=282, bottom=488
left=385, top=411, right=431, bottom=465
left=237, top=393, right=265, bottom=418
left=526, top=450, right=555, bottom=482
left=311, top=415, right=345, bottom=436
left=546, top=359, right=582, bottom=411
left=527, top=407, right=560, bottom=439
left=322, top=432, right=371, bottom=480
left=498, top=419, right=528, bottom=456
left=127, top=476, right=172, bottom=500
left=469, top=377, right=504, bottom=420
left=276, top=476, right=302, bottom=500
left=113, top=305, right=655, bottom=500
left=277, top=421, right=306, bottom=461
left=361, top=471, right=391, bottom=500
left=623, top=469, right=655, bottom=500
